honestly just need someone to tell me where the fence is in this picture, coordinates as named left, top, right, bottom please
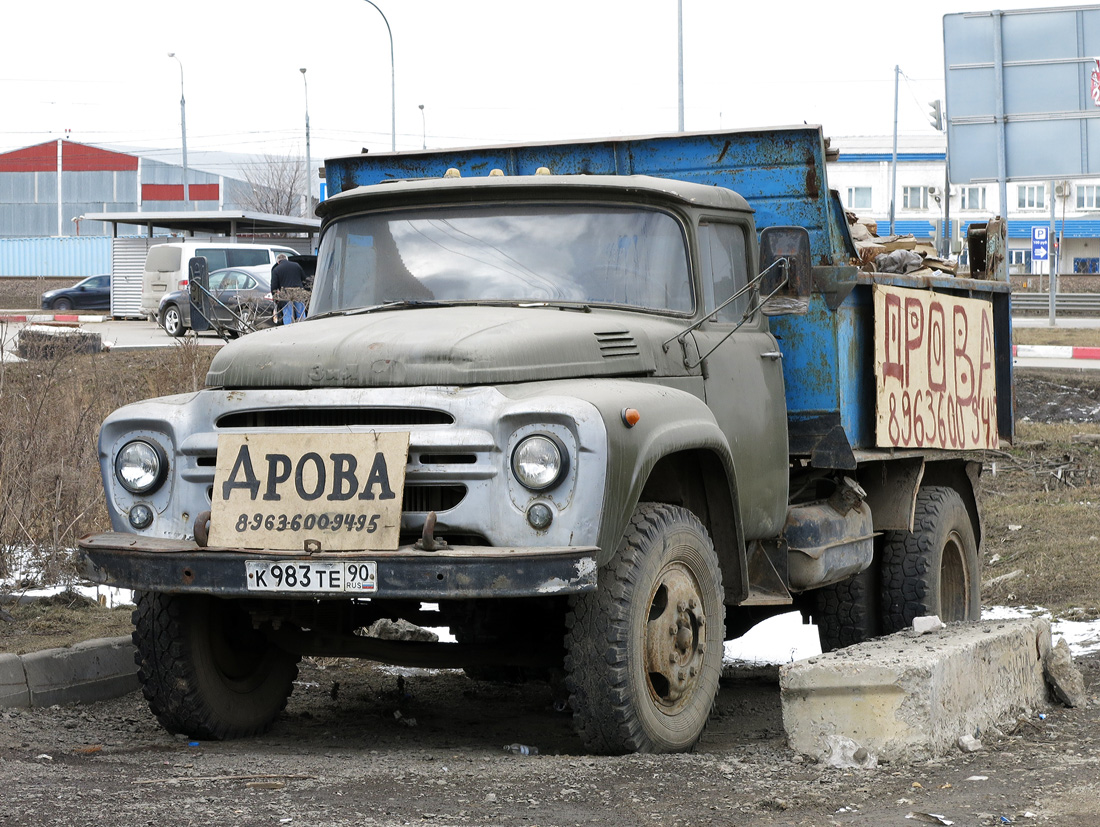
left=1011, top=293, right=1100, bottom=314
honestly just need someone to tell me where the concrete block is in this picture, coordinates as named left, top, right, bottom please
left=21, top=636, right=138, bottom=707
left=0, top=653, right=30, bottom=707
left=780, top=618, right=1052, bottom=764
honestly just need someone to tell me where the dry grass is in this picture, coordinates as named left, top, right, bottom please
left=1013, top=326, right=1100, bottom=348
left=979, top=420, right=1100, bottom=616
left=0, top=590, right=134, bottom=655
left=0, top=331, right=217, bottom=585
left=0, top=277, right=67, bottom=310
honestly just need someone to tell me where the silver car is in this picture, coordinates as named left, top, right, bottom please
left=158, top=265, right=275, bottom=337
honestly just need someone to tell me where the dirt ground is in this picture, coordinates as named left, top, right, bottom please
left=0, top=651, right=1096, bottom=827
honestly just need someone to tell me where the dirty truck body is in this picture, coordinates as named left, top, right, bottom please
left=79, top=126, right=1013, bottom=754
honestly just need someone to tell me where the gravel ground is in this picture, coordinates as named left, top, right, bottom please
left=2, top=654, right=1099, bottom=827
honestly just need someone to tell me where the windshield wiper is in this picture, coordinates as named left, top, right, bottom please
left=344, top=299, right=456, bottom=316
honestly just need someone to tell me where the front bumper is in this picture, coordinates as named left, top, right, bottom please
left=78, top=532, right=598, bottom=599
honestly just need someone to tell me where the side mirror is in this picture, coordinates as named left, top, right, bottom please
left=187, top=256, right=211, bottom=332
left=759, top=226, right=812, bottom=315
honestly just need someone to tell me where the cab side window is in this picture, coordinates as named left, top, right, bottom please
left=698, top=222, right=749, bottom=323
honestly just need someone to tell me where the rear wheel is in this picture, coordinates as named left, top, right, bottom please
left=131, top=592, right=299, bottom=739
left=565, top=503, right=724, bottom=754
left=162, top=304, right=185, bottom=337
left=880, top=486, right=979, bottom=633
left=813, top=562, right=881, bottom=652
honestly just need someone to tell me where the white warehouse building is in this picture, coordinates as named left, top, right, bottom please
left=826, top=134, right=1100, bottom=280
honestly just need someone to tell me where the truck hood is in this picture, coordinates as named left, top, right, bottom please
left=205, top=305, right=676, bottom=388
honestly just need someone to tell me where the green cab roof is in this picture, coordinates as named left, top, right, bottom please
left=316, top=174, right=752, bottom=219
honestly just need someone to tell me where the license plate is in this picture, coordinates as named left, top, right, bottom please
left=245, top=560, right=378, bottom=593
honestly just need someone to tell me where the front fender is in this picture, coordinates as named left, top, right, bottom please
left=504, top=379, right=743, bottom=566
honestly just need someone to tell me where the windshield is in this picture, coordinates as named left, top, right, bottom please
left=310, top=203, right=692, bottom=315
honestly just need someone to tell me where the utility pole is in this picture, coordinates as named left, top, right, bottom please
left=677, top=0, right=684, bottom=132
left=889, top=65, right=899, bottom=236
left=301, top=68, right=312, bottom=218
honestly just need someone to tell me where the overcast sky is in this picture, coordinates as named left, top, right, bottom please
left=2, top=0, right=1084, bottom=180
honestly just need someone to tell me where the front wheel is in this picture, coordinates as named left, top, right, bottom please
left=52, top=297, right=73, bottom=311
left=161, top=304, right=185, bottom=337
left=880, top=486, right=980, bottom=633
left=131, top=592, right=299, bottom=740
left=565, top=503, right=725, bottom=754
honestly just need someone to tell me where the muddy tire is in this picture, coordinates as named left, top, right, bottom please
left=565, top=503, right=724, bottom=754
left=813, top=563, right=881, bottom=652
left=131, top=592, right=299, bottom=740
left=880, top=486, right=980, bottom=633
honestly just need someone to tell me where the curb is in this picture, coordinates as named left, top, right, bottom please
left=0, top=313, right=107, bottom=324
left=0, top=636, right=137, bottom=708
left=1013, top=344, right=1100, bottom=360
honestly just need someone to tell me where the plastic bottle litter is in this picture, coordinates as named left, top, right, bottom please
left=503, top=743, right=538, bottom=756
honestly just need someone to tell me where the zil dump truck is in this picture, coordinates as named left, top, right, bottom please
left=79, top=126, right=1012, bottom=755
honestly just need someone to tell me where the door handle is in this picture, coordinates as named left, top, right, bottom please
left=760, top=351, right=783, bottom=360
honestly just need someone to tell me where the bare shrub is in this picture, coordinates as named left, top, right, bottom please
left=0, top=335, right=216, bottom=583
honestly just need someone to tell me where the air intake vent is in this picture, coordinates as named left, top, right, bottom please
left=403, top=485, right=466, bottom=513
left=217, top=408, right=454, bottom=429
left=595, top=330, right=640, bottom=359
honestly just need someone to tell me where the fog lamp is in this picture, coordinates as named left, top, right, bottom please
left=527, top=502, right=554, bottom=530
left=128, top=503, right=154, bottom=530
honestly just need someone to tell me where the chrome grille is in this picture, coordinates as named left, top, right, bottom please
left=216, top=408, right=454, bottom=429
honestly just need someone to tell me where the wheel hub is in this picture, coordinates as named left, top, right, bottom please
left=644, top=564, right=707, bottom=709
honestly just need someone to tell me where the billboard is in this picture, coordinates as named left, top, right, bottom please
left=944, top=5, right=1100, bottom=183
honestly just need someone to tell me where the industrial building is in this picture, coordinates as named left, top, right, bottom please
left=0, top=139, right=255, bottom=239
left=827, top=134, right=1100, bottom=280
left=0, top=140, right=315, bottom=284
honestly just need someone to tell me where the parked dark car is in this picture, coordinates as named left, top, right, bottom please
left=159, top=265, right=275, bottom=337
left=40, top=274, right=111, bottom=311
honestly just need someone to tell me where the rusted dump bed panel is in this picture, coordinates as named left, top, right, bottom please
left=324, top=126, right=855, bottom=264
left=771, top=271, right=1012, bottom=468
left=323, top=126, right=1013, bottom=459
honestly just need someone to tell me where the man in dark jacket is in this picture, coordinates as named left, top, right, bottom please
left=270, top=254, right=307, bottom=324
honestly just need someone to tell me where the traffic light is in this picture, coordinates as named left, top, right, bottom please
left=928, top=100, right=944, bottom=131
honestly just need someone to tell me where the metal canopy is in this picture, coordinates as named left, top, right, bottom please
left=80, top=210, right=320, bottom=239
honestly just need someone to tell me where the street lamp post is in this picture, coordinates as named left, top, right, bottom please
left=419, top=103, right=425, bottom=150
left=301, top=68, right=312, bottom=218
left=361, top=0, right=395, bottom=152
left=677, top=0, right=684, bottom=132
left=167, top=53, right=189, bottom=206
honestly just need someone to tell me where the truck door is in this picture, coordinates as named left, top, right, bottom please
left=690, top=220, right=788, bottom=540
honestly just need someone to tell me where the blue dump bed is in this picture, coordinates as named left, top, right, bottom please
left=323, top=126, right=1013, bottom=459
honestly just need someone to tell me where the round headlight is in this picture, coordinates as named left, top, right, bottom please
left=511, top=434, right=567, bottom=491
left=115, top=440, right=166, bottom=494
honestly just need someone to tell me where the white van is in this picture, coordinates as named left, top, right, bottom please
left=140, top=242, right=298, bottom=319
